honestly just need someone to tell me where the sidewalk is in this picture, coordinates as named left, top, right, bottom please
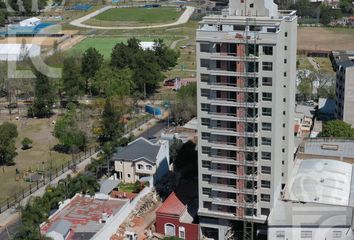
left=0, top=117, right=159, bottom=233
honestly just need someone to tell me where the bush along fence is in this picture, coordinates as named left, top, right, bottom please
left=0, top=114, right=153, bottom=214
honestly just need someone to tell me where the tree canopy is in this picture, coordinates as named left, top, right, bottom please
left=81, top=47, right=104, bottom=93
left=319, top=120, right=354, bottom=138
left=62, top=56, right=84, bottom=102
left=0, top=122, right=18, bottom=165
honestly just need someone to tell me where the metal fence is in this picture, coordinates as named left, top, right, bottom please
left=0, top=114, right=153, bottom=214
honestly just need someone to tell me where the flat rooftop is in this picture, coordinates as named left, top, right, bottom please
left=41, top=195, right=127, bottom=240
left=299, top=138, right=354, bottom=160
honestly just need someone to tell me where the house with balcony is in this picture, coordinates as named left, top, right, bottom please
left=112, top=137, right=169, bottom=185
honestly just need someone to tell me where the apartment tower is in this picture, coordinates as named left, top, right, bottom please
left=196, top=0, right=297, bottom=239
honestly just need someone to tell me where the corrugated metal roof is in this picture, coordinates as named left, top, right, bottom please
left=99, top=179, right=119, bottom=195
left=303, top=139, right=354, bottom=159
left=48, top=219, right=71, bottom=237
left=111, top=137, right=160, bottom=163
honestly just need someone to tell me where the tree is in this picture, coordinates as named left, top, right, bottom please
left=93, top=66, right=133, bottom=98
left=319, top=120, right=354, bottom=138
left=62, top=56, right=84, bottom=102
left=67, top=174, right=99, bottom=196
left=28, top=69, right=55, bottom=118
left=153, top=38, right=179, bottom=71
left=339, top=0, right=353, bottom=14
left=174, top=141, right=198, bottom=178
left=110, top=43, right=135, bottom=69
left=54, top=105, right=86, bottom=152
left=297, top=77, right=313, bottom=101
left=101, top=99, right=124, bottom=142
left=291, top=0, right=313, bottom=17
left=0, top=122, right=18, bottom=166
left=81, top=47, right=104, bottom=93
left=21, top=137, right=33, bottom=150
left=319, top=4, right=332, bottom=25
left=0, top=11, right=5, bottom=27
left=171, top=83, right=197, bottom=124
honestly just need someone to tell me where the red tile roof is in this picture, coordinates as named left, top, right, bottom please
left=156, top=192, right=186, bottom=216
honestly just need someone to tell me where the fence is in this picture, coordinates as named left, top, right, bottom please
left=0, top=114, right=153, bottom=214
left=0, top=146, right=99, bottom=214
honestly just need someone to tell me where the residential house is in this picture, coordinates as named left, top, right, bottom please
left=156, top=192, right=199, bottom=240
left=112, top=137, right=169, bottom=184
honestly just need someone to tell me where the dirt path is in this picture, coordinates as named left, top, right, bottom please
left=70, top=6, right=195, bottom=30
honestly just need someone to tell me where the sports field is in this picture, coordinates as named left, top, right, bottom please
left=85, top=7, right=183, bottom=27
left=69, top=36, right=170, bottom=58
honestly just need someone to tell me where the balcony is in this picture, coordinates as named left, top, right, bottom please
left=199, top=81, right=259, bottom=93
left=211, top=197, right=257, bottom=208
left=200, top=96, right=258, bottom=108
left=201, top=139, right=258, bottom=152
left=204, top=111, right=259, bottom=122
left=199, top=67, right=259, bottom=78
left=199, top=51, right=259, bottom=62
left=211, top=170, right=257, bottom=181
left=208, top=127, right=259, bottom=138
left=208, top=182, right=257, bottom=195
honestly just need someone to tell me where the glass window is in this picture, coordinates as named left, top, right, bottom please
left=262, top=108, right=272, bottom=116
left=201, top=59, right=209, bottom=68
left=261, top=180, right=271, bottom=188
left=200, top=43, right=210, bottom=52
left=261, top=166, right=271, bottom=174
left=201, top=74, right=209, bottom=82
left=262, top=62, right=273, bottom=71
left=263, top=46, right=273, bottom=55
left=146, top=165, right=152, bottom=170
left=301, top=231, right=312, bottom=238
left=179, top=226, right=185, bottom=239
left=261, top=208, right=270, bottom=215
left=262, top=77, right=272, bottom=86
left=262, top=137, right=271, bottom=146
left=261, top=194, right=270, bottom=202
left=137, top=164, right=144, bottom=170
left=261, top=151, right=271, bottom=160
left=262, top=122, right=271, bottom=131
left=262, top=92, right=272, bottom=101
left=202, top=188, right=211, bottom=195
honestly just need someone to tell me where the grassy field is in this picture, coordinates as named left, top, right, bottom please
left=69, top=36, right=172, bottom=58
left=95, top=7, right=182, bottom=22
left=298, top=27, right=354, bottom=51
left=0, top=118, right=71, bottom=203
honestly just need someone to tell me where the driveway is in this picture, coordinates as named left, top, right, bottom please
left=70, top=6, right=195, bottom=30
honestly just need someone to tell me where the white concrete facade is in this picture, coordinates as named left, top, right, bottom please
left=196, top=0, right=297, bottom=238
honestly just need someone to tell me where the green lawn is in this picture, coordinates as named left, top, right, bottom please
left=94, top=7, right=182, bottom=23
left=69, top=36, right=170, bottom=59
left=118, top=182, right=138, bottom=193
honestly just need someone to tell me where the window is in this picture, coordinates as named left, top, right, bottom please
left=202, top=146, right=210, bottom=154
left=262, top=92, right=272, bottom=101
left=262, top=62, right=273, bottom=71
left=137, top=164, right=144, bottom=170
left=284, top=59, right=287, bottom=64
left=283, top=111, right=286, bottom=115
left=261, top=208, right=270, bottom=215
left=301, top=231, right=312, bottom=238
left=261, top=180, right=271, bottom=188
left=261, top=151, right=271, bottom=160
left=201, top=74, right=209, bottom=82
left=276, top=230, right=285, bottom=239
left=267, top=28, right=276, bottom=33
left=233, top=25, right=245, bottom=31
left=201, top=59, right=209, bottom=68
left=333, top=231, right=342, bottom=238
left=201, top=118, right=210, bottom=126
left=202, top=188, right=211, bottom=195
left=249, top=3, right=254, bottom=7
left=262, top=77, right=272, bottom=86
left=165, top=223, right=176, bottom=236
left=127, top=174, right=131, bottom=178
left=285, top=32, right=288, bottom=37
left=262, top=137, right=271, bottom=146
left=202, top=160, right=211, bottom=168
left=284, top=72, right=287, bottom=77
left=262, top=108, right=272, bottom=116
left=262, top=122, right=271, bottom=131
left=261, top=194, right=270, bottom=202
left=284, top=45, right=287, bottom=50
left=179, top=226, right=185, bottom=239
left=249, top=25, right=262, bottom=31
left=263, top=46, right=273, bottom=55
left=146, top=165, right=152, bottom=170
left=200, top=43, right=210, bottom=52
left=202, top=174, right=211, bottom=182
left=283, top=98, right=286, bottom=102
left=261, top=166, right=271, bottom=174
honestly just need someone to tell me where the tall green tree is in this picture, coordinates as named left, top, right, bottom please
left=62, top=56, right=84, bottom=102
left=54, top=105, right=86, bottom=152
left=28, top=69, right=55, bottom=118
left=319, top=120, right=354, bottom=138
left=339, top=0, right=353, bottom=13
left=153, top=39, right=179, bottom=71
left=101, top=99, right=124, bottom=142
left=0, top=11, right=5, bottom=26
left=81, top=47, right=104, bottom=93
left=0, top=122, right=18, bottom=166
left=110, top=43, right=135, bottom=69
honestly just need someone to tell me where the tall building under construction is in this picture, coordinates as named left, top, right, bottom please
left=196, top=0, right=297, bottom=239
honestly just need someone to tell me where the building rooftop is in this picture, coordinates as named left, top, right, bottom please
left=332, top=50, right=354, bottom=68
left=111, top=137, right=161, bottom=163
left=99, top=179, right=119, bottom=195
left=295, top=104, right=316, bottom=120
left=156, top=192, right=186, bottom=217
left=41, top=195, right=127, bottom=240
left=299, top=138, right=354, bottom=159
left=286, top=159, right=353, bottom=206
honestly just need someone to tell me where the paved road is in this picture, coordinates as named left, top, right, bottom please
left=140, top=120, right=167, bottom=142
left=70, top=6, right=195, bottom=30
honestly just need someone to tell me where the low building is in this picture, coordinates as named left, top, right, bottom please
left=156, top=192, right=199, bottom=240
left=268, top=159, right=354, bottom=240
left=294, top=104, right=315, bottom=137
left=40, top=194, right=128, bottom=240
left=112, top=137, right=169, bottom=184
left=297, top=138, right=354, bottom=163
left=0, top=44, right=40, bottom=61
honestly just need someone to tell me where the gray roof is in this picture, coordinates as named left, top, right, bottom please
left=112, top=137, right=161, bottom=163
left=302, top=138, right=354, bottom=159
left=99, top=179, right=119, bottom=195
left=48, top=219, right=71, bottom=237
